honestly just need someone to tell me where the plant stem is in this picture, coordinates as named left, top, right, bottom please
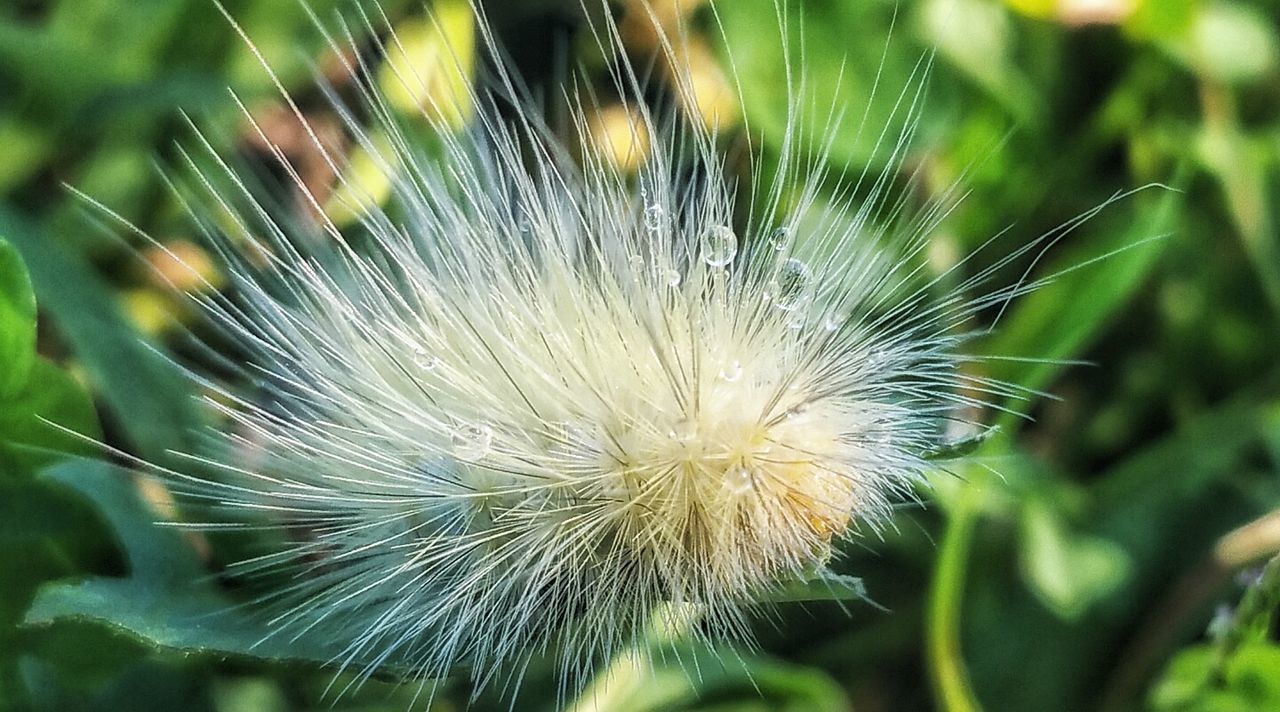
left=927, top=481, right=984, bottom=712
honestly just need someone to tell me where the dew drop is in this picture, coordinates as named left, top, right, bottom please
left=768, top=258, right=814, bottom=312
left=412, top=346, right=439, bottom=371
left=718, top=360, right=743, bottom=382
left=726, top=464, right=755, bottom=494
left=663, top=268, right=682, bottom=288
left=701, top=225, right=738, bottom=268
left=627, top=253, right=645, bottom=272
left=668, top=418, right=697, bottom=442
left=823, top=312, right=845, bottom=333
left=785, top=310, right=807, bottom=330
left=451, top=423, right=493, bottom=460
left=643, top=203, right=665, bottom=232
left=769, top=226, right=792, bottom=252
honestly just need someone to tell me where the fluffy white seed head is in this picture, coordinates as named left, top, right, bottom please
left=115, top=0, right=1038, bottom=699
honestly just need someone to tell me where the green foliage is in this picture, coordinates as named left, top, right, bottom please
left=1152, top=643, right=1280, bottom=711
left=1, top=0, right=1279, bottom=710
left=0, top=239, right=35, bottom=397
left=766, top=571, right=869, bottom=604
left=0, top=237, right=113, bottom=710
left=0, top=210, right=201, bottom=463
left=22, top=460, right=369, bottom=672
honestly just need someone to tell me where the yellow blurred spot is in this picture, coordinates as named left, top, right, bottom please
left=377, top=0, right=476, bottom=129
left=618, top=0, right=738, bottom=132
left=135, top=473, right=212, bottom=560
left=619, top=0, right=709, bottom=53
left=144, top=240, right=224, bottom=294
left=1058, top=0, right=1136, bottom=26
left=123, top=288, right=182, bottom=336
left=324, top=131, right=397, bottom=228
left=1005, top=0, right=1136, bottom=25
left=1005, top=0, right=1056, bottom=18
left=667, top=37, right=740, bottom=132
left=588, top=105, right=651, bottom=173
left=135, top=472, right=180, bottom=519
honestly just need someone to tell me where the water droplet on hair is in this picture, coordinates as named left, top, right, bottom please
left=451, top=423, right=493, bottom=460
left=663, top=268, right=682, bottom=288
left=668, top=419, right=697, bottom=442
left=823, top=312, right=845, bottom=332
left=413, top=347, right=439, bottom=371
left=627, top=253, right=645, bottom=272
left=718, top=360, right=743, bottom=382
left=701, top=225, right=738, bottom=268
left=769, top=258, right=814, bottom=312
left=643, top=203, right=665, bottom=232
left=769, top=226, right=791, bottom=252
left=726, top=464, right=755, bottom=494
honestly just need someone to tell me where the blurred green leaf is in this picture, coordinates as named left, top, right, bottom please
left=1196, top=107, right=1280, bottom=316
left=923, top=426, right=1001, bottom=461
left=211, top=678, right=288, bottom=712
left=21, top=460, right=398, bottom=676
left=0, top=236, right=98, bottom=471
left=717, top=0, right=936, bottom=171
left=980, top=184, right=1181, bottom=420
left=1151, top=643, right=1280, bottom=712
left=1018, top=499, right=1131, bottom=619
left=0, top=206, right=200, bottom=462
left=767, top=570, right=868, bottom=604
left=916, top=0, right=1041, bottom=123
left=1181, top=2, right=1279, bottom=84
left=0, top=359, right=100, bottom=473
left=1125, top=0, right=1199, bottom=41
left=0, top=237, right=35, bottom=398
left=568, top=642, right=850, bottom=712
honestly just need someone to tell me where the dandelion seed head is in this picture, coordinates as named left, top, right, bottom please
left=108, top=0, right=1047, bottom=700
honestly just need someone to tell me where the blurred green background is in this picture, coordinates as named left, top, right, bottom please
left=3, top=0, right=1280, bottom=710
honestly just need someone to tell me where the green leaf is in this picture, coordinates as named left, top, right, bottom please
left=0, top=358, right=101, bottom=474
left=567, top=641, right=851, bottom=712
left=1017, top=499, right=1131, bottom=620
left=1152, top=643, right=1280, bottom=712
left=0, top=235, right=101, bottom=473
left=0, top=456, right=118, bottom=711
left=767, top=570, right=869, bottom=604
left=717, top=0, right=938, bottom=171
left=1124, top=0, right=1199, bottom=41
left=0, top=206, right=201, bottom=462
left=0, top=237, right=36, bottom=398
left=0, top=474, right=119, bottom=634
left=922, top=426, right=1000, bottom=461
left=21, top=460, right=397, bottom=676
